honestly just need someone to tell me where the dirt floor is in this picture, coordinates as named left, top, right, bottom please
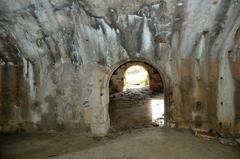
left=1, top=88, right=239, bottom=159
left=0, top=128, right=239, bottom=159
left=109, top=87, right=164, bottom=129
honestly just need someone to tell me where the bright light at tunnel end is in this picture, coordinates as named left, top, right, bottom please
left=124, top=65, right=149, bottom=90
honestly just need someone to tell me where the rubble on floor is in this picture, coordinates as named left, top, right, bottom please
left=218, top=137, right=239, bottom=146
left=110, top=87, right=162, bottom=101
left=191, top=127, right=218, bottom=140
left=192, top=127, right=240, bottom=147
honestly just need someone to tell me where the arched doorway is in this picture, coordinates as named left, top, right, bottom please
left=108, top=61, right=165, bottom=131
left=124, top=65, right=150, bottom=90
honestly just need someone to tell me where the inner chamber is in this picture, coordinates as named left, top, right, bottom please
left=109, top=61, right=164, bottom=130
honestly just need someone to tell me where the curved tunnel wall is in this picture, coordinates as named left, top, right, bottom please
left=0, top=0, right=239, bottom=135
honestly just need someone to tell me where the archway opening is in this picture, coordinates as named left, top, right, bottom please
left=109, top=61, right=165, bottom=131
left=124, top=65, right=149, bottom=90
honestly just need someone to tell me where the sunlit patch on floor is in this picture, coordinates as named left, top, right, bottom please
left=151, top=99, right=164, bottom=126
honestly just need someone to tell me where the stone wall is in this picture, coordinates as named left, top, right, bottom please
left=0, top=0, right=239, bottom=136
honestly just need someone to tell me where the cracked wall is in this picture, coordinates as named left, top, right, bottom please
left=0, top=0, right=240, bottom=135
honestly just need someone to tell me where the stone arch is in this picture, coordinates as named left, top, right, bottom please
left=106, top=59, right=168, bottom=93
left=89, top=58, right=170, bottom=136
left=109, top=61, right=164, bottom=94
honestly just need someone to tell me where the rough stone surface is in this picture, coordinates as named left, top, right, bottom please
left=0, top=0, right=240, bottom=136
left=2, top=128, right=239, bottom=159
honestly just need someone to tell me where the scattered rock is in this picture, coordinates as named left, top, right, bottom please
left=92, top=136, right=103, bottom=141
left=110, top=87, right=162, bottom=101
left=192, top=127, right=218, bottom=140
left=234, top=138, right=240, bottom=145
left=218, top=137, right=239, bottom=146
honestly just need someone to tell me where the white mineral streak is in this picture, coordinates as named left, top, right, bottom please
left=152, top=4, right=160, bottom=10
left=23, top=58, right=41, bottom=123
left=216, top=4, right=240, bottom=131
left=23, top=58, right=36, bottom=99
left=141, top=14, right=153, bottom=53
left=217, top=53, right=235, bottom=129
